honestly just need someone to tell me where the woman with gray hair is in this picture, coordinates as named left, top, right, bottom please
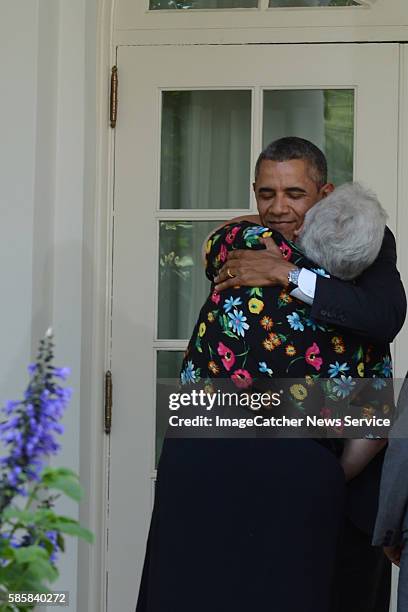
left=136, top=182, right=393, bottom=612
left=298, top=181, right=388, bottom=281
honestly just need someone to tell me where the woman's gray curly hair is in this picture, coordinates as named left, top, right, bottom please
left=297, top=182, right=387, bottom=280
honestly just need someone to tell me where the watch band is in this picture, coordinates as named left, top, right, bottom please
left=287, top=267, right=301, bottom=289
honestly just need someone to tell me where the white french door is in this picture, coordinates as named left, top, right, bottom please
left=106, top=43, right=400, bottom=611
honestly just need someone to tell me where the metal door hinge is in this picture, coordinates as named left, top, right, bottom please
left=104, top=370, right=112, bottom=434
left=110, top=66, right=118, bottom=128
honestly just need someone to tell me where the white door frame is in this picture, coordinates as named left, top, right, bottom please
left=78, top=2, right=408, bottom=611
left=75, top=1, right=115, bottom=611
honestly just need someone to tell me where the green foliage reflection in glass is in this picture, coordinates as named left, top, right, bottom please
left=324, top=90, right=354, bottom=186
left=150, top=0, right=257, bottom=8
left=269, top=0, right=359, bottom=5
left=160, top=91, right=251, bottom=209
left=149, top=0, right=359, bottom=7
left=158, top=221, right=216, bottom=339
left=263, top=89, right=354, bottom=186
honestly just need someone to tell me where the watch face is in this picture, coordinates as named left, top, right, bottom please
left=289, top=268, right=300, bottom=285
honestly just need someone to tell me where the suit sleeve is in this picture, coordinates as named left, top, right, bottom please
left=311, top=227, right=407, bottom=343
left=372, top=377, right=408, bottom=546
left=371, top=438, right=408, bottom=546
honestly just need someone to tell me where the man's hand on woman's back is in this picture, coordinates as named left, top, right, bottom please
left=214, top=236, right=295, bottom=292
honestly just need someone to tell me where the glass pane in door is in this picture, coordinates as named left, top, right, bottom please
left=150, top=0, right=257, bottom=9
left=160, top=91, right=251, bottom=209
left=269, top=0, right=359, bottom=6
left=158, top=220, right=222, bottom=339
left=263, top=89, right=354, bottom=186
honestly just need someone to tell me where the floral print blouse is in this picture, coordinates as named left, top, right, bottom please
left=180, top=222, right=394, bottom=434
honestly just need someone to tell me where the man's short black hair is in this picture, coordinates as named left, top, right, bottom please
left=255, top=137, right=328, bottom=188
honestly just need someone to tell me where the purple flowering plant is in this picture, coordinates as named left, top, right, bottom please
left=0, top=330, right=93, bottom=610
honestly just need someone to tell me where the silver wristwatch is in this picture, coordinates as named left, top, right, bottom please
left=287, top=267, right=301, bottom=289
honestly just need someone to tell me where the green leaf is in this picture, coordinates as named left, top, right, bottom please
left=244, top=235, right=260, bottom=247
left=248, top=287, right=262, bottom=297
left=194, top=335, right=202, bottom=354
left=32, top=509, right=57, bottom=524
left=2, top=508, right=36, bottom=525
left=28, top=557, right=59, bottom=582
left=41, top=466, right=78, bottom=479
left=13, top=545, right=48, bottom=564
left=223, top=331, right=239, bottom=340
left=52, top=520, right=94, bottom=544
left=0, top=544, right=15, bottom=562
left=41, top=474, right=83, bottom=502
left=3, top=557, right=57, bottom=586
left=40, top=535, right=56, bottom=557
left=56, top=532, right=65, bottom=553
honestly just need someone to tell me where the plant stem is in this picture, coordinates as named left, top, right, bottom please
left=23, top=484, right=40, bottom=512
left=7, top=484, right=41, bottom=539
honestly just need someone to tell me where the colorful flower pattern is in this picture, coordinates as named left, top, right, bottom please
left=180, top=221, right=394, bottom=428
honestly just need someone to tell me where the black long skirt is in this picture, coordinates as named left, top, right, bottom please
left=136, top=437, right=346, bottom=612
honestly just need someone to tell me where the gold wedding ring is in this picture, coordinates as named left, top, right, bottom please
left=227, top=268, right=235, bottom=279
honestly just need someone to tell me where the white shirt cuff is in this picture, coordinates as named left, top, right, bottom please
left=290, top=268, right=317, bottom=305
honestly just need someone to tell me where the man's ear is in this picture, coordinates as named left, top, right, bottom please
left=252, top=182, right=256, bottom=194
left=320, top=183, right=335, bottom=198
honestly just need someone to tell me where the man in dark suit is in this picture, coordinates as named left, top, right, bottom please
left=373, top=376, right=408, bottom=612
left=215, top=137, right=405, bottom=345
left=214, top=137, right=407, bottom=611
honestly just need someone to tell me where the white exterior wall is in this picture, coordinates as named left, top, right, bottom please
left=0, top=1, right=94, bottom=609
left=51, top=2, right=83, bottom=609
left=1, top=1, right=39, bottom=401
